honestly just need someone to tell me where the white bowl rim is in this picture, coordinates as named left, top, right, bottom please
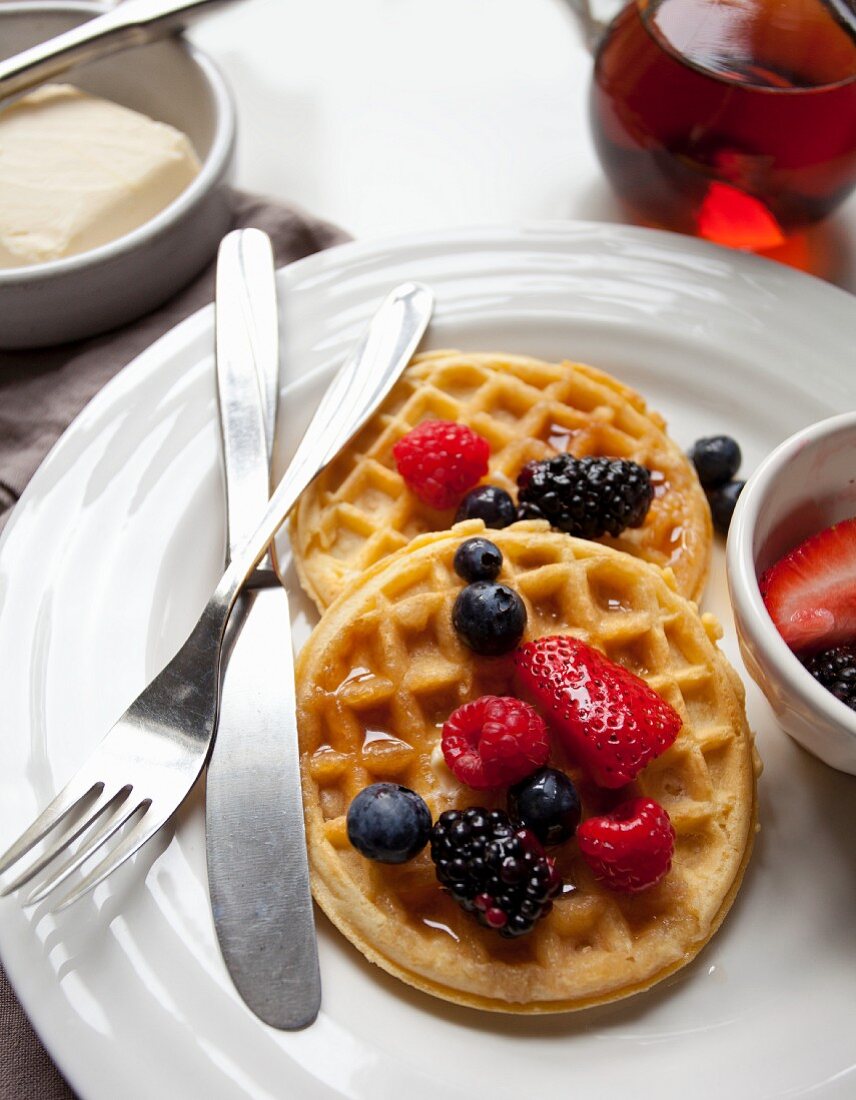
left=0, top=0, right=236, bottom=284
left=727, top=409, right=856, bottom=742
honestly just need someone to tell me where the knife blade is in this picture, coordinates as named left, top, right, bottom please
left=207, top=228, right=321, bottom=1030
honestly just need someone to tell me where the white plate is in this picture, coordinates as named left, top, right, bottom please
left=1, top=225, right=856, bottom=1100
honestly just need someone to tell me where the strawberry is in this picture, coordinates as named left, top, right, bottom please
left=514, top=635, right=681, bottom=788
left=577, top=798, right=675, bottom=893
left=759, top=517, right=856, bottom=652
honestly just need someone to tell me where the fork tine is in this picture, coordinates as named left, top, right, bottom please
left=4, top=786, right=132, bottom=896
left=24, top=797, right=149, bottom=907
left=51, top=802, right=171, bottom=912
left=0, top=770, right=106, bottom=879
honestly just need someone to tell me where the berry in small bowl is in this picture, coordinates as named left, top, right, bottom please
left=727, top=412, right=856, bottom=774
left=804, top=645, right=856, bottom=713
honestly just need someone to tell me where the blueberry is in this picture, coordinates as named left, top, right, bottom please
left=517, top=501, right=544, bottom=522
left=708, top=479, right=745, bottom=535
left=453, top=537, right=503, bottom=582
left=455, top=485, right=517, bottom=528
left=508, top=768, right=581, bottom=846
left=346, top=783, right=432, bottom=863
left=452, top=581, right=527, bottom=655
left=689, top=436, right=742, bottom=489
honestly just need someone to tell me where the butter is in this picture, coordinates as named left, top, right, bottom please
left=0, top=84, right=201, bottom=268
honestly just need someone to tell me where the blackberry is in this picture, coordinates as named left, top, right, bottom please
left=804, top=645, right=856, bottom=712
left=517, top=455, right=654, bottom=540
left=430, top=807, right=561, bottom=937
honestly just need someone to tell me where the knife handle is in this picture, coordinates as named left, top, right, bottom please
left=215, top=229, right=278, bottom=566
left=212, top=281, right=433, bottom=621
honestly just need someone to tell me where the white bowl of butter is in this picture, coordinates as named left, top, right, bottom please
left=0, top=2, right=236, bottom=348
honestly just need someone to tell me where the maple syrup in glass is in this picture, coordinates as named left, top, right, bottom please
left=590, top=0, right=856, bottom=249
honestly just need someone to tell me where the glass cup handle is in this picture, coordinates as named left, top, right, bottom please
left=565, top=0, right=627, bottom=51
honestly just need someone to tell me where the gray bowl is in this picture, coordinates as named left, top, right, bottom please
left=0, top=1, right=236, bottom=348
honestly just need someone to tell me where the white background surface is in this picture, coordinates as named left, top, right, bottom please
left=188, top=0, right=856, bottom=293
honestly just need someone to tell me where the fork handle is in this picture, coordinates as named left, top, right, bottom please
left=208, top=281, right=432, bottom=625
left=0, top=0, right=240, bottom=101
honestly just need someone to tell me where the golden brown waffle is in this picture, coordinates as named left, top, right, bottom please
left=292, top=350, right=712, bottom=612
left=295, top=521, right=758, bottom=1013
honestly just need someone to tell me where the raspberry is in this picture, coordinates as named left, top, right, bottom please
left=514, top=635, right=681, bottom=788
left=517, top=455, right=653, bottom=540
left=393, top=420, right=490, bottom=510
left=804, top=644, right=856, bottom=711
left=442, top=696, right=549, bottom=790
left=430, top=807, right=562, bottom=937
left=577, top=798, right=675, bottom=893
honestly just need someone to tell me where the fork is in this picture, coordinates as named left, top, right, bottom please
left=0, top=281, right=433, bottom=911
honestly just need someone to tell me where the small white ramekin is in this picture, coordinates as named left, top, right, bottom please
left=727, top=411, right=856, bottom=774
left=0, top=2, right=236, bottom=348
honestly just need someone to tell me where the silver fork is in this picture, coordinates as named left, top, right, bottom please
left=0, top=280, right=433, bottom=911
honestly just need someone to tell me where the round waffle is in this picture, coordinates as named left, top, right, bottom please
left=292, top=350, right=712, bottom=611
left=295, top=520, right=758, bottom=1013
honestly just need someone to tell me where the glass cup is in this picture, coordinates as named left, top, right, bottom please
left=584, top=0, right=856, bottom=250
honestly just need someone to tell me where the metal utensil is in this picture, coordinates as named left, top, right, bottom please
left=206, top=228, right=320, bottom=1030
left=0, top=0, right=242, bottom=102
left=0, top=280, right=433, bottom=911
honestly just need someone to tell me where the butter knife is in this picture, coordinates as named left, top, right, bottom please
left=206, top=228, right=320, bottom=1029
left=0, top=0, right=242, bottom=104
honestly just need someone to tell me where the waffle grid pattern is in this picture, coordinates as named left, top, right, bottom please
left=296, top=523, right=756, bottom=1012
left=292, top=350, right=712, bottom=612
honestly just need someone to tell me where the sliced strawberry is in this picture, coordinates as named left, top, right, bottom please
left=759, top=517, right=856, bottom=652
left=514, top=635, right=681, bottom=789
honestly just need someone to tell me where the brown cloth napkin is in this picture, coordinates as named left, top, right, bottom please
left=0, top=190, right=349, bottom=1100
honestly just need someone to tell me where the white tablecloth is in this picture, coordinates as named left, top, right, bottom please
left=190, top=0, right=856, bottom=294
